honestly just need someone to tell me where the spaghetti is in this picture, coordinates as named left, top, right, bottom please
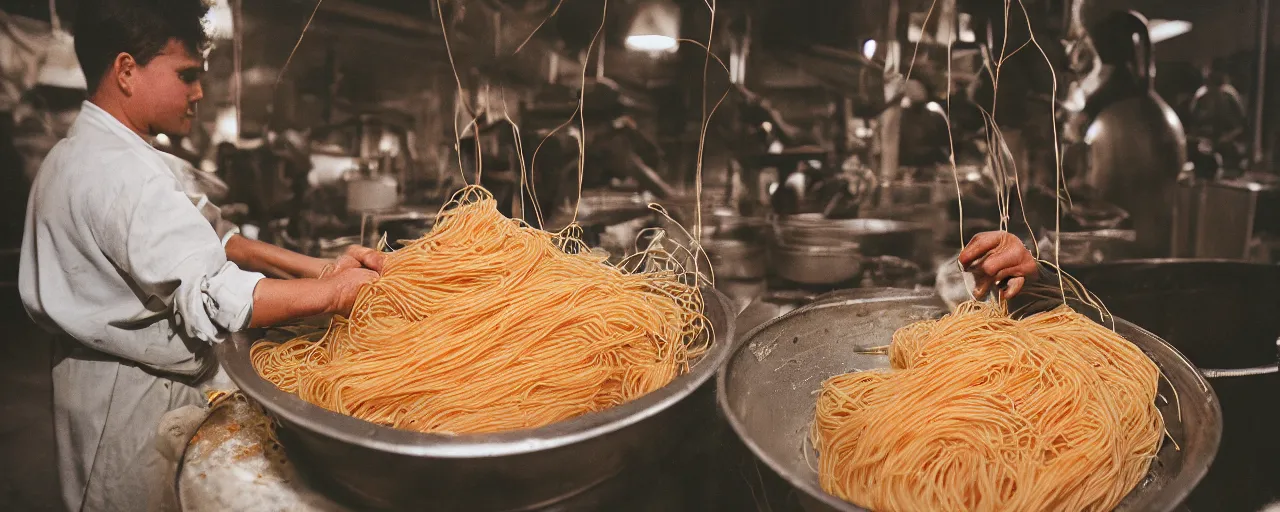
left=812, top=301, right=1163, bottom=512
left=251, top=187, right=707, bottom=434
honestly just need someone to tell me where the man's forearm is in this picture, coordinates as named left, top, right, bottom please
left=225, top=234, right=329, bottom=279
left=248, top=278, right=334, bottom=328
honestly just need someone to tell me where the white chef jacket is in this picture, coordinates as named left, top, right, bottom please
left=19, top=101, right=265, bottom=512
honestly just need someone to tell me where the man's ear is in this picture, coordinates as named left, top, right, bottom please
left=113, top=53, right=138, bottom=97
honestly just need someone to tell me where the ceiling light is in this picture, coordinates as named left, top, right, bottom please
left=626, top=0, right=680, bottom=54
left=862, top=40, right=877, bottom=59
left=1148, top=19, right=1192, bottom=44
left=625, top=35, right=678, bottom=53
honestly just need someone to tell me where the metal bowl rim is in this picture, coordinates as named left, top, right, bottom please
left=218, top=286, right=736, bottom=459
left=772, top=243, right=863, bottom=255
left=776, top=217, right=932, bottom=232
left=715, top=294, right=1222, bottom=512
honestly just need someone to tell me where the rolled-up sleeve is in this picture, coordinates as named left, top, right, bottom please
left=93, top=172, right=264, bottom=343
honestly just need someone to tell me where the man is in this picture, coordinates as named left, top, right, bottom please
left=19, top=1, right=383, bottom=510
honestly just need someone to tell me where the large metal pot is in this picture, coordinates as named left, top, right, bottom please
left=217, top=287, right=737, bottom=511
left=718, top=291, right=1221, bottom=512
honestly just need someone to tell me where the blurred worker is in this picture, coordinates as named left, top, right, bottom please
left=1187, top=59, right=1247, bottom=170
left=898, top=79, right=952, bottom=168
left=19, top=1, right=384, bottom=510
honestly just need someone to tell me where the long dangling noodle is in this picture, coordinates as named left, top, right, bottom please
left=812, top=301, right=1163, bottom=512
left=251, top=186, right=707, bottom=435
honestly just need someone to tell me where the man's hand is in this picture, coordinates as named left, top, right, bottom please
left=324, top=245, right=387, bottom=277
left=323, top=267, right=379, bottom=316
left=959, top=231, right=1039, bottom=300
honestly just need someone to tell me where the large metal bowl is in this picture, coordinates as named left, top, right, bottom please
left=717, top=291, right=1221, bottom=512
left=217, top=287, right=736, bottom=511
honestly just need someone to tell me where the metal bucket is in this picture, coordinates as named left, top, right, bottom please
left=217, top=287, right=737, bottom=511
left=718, top=291, right=1221, bottom=512
left=1065, top=259, right=1280, bottom=511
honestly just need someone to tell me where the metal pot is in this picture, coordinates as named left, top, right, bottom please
left=718, top=292, right=1220, bottom=512
left=771, top=242, right=864, bottom=286
left=703, top=239, right=766, bottom=280
left=706, top=214, right=771, bottom=246
left=217, top=287, right=737, bottom=512
left=1037, top=229, right=1138, bottom=265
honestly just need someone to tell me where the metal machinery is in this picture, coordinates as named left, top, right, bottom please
left=1174, top=175, right=1280, bottom=261
left=515, top=77, right=682, bottom=253
left=1059, top=9, right=1187, bottom=259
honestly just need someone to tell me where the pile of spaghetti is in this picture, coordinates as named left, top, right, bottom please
left=812, top=300, right=1163, bottom=512
left=251, top=187, right=707, bottom=434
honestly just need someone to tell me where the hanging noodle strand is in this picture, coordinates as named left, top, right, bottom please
left=812, top=301, right=1163, bottom=512
left=252, top=186, right=707, bottom=435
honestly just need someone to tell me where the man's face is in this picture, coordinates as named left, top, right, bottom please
left=133, top=39, right=205, bottom=137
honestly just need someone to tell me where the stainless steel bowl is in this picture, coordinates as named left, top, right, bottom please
left=217, top=287, right=737, bottom=511
left=718, top=292, right=1221, bottom=512
left=771, top=242, right=864, bottom=285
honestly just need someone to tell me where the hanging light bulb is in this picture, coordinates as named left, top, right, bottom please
left=36, top=0, right=86, bottom=90
left=1147, top=19, right=1192, bottom=44
left=214, top=106, right=239, bottom=144
left=625, top=0, right=680, bottom=54
left=204, top=0, right=235, bottom=40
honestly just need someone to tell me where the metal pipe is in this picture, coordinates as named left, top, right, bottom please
left=738, top=13, right=752, bottom=84
left=1200, top=364, right=1280, bottom=378
left=596, top=26, right=606, bottom=79
left=232, top=0, right=243, bottom=141
left=1252, top=0, right=1270, bottom=166
left=879, top=0, right=902, bottom=184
